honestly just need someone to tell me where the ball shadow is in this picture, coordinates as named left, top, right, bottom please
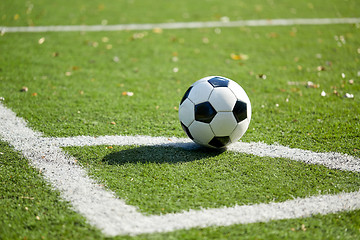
left=102, top=143, right=226, bottom=165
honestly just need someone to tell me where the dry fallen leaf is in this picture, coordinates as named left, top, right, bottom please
left=102, top=37, right=109, bottom=42
left=113, top=56, right=119, bottom=62
left=153, top=28, right=163, bottom=34
left=230, top=53, right=249, bottom=61
left=316, top=66, right=326, bottom=71
left=122, top=91, right=134, bottom=96
left=301, top=224, right=306, bottom=231
left=21, top=86, right=28, bottom=92
left=268, top=32, right=279, bottom=38
left=257, top=74, right=267, bottom=79
left=110, top=121, right=116, bottom=125
left=202, top=37, right=209, bottom=44
left=306, top=81, right=320, bottom=88
left=38, top=37, right=45, bottom=44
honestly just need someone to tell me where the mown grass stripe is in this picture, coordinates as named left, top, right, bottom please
left=1, top=18, right=360, bottom=33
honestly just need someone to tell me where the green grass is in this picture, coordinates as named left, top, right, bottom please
left=0, top=141, right=103, bottom=239
left=0, top=24, right=359, bottom=157
left=1, top=140, right=360, bottom=239
left=2, top=0, right=359, bottom=27
left=1, top=0, right=360, bottom=239
left=64, top=144, right=360, bottom=215
left=134, top=210, right=360, bottom=240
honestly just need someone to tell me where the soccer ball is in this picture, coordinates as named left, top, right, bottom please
left=179, top=76, right=251, bottom=148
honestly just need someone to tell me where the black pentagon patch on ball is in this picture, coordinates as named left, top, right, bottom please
left=209, top=136, right=231, bottom=148
left=233, top=100, right=247, bottom=123
left=195, top=102, right=217, bottom=123
left=180, top=86, right=193, bottom=105
left=181, top=122, right=194, bottom=140
left=208, top=77, right=229, bottom=88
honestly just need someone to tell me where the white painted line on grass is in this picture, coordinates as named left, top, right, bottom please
left=125, top=189, right=360, bottom=235
left=49, top=135, right=360, bottom=173
left=1, top=102, right=360, bottom=236
left=0, top=104, right=142, bottom=235
left=1, top=18, right=360, bottom=33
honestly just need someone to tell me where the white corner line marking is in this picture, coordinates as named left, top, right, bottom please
left=1, top=18, right=360, bottom=33
left=49, top=135, right=360, bottom=173
left=1, top=102, right=360, bottom=236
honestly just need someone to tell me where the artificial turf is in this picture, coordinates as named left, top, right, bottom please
left=0, top=141, right=103, bottom=239
left=2, top=0, right=360, bottom=27
left=1, top=0, right=360, bottom=239
left=0, top=24, right=359, bottom=157
left=1, top=140, right=360, bottom=239
left=64, top=144, right=360, bottom=215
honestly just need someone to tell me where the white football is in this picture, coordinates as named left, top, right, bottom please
left=179, top=76, right=251, bottom=148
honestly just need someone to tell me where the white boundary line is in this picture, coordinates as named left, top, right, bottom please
left=49, top=135, right=360, bottom=172
left=1, top=18, right=360, bottom=33
left=1, top=102, right=360, bottom=236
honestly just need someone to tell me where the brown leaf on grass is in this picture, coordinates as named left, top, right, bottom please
left=257, top=74, right=267, bottom=79
left=122, top=91, right=134, bottom=96
left=306, top=81, right=320, bottom=88
left=268, top=32, right=278, bottom=38
left=153, top=28, right=163, bottom=34
left=301, top=224, right=306, bottom=231
left=230, top=53, right=249, bottom=60
left=316, top=66, right=326, bottom=71
left=38, top=37, right=45, bottom=44
left=102, top=37, right=109, bottom=42
left=20, top=86, right=28, bottom=92
left=202, top=37, right=209, bottom=44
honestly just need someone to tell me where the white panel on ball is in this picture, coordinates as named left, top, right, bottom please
left=179, top=98, right=195, bottom=127
left=189, top=121, right=214, bottom=145
left=192, top=76, right=215, bottom=87
left=229, top=120, right=250, bottom=142
left=208, top=87, right=237, bottom=112
left=188, top=81, right=214, bottom=104
left=210, top=112, right=237, bottom=136
left=228, top=80, right=248, bottom=99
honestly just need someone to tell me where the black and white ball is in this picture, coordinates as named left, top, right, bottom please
left=179, top=76, right=251, bottom=148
